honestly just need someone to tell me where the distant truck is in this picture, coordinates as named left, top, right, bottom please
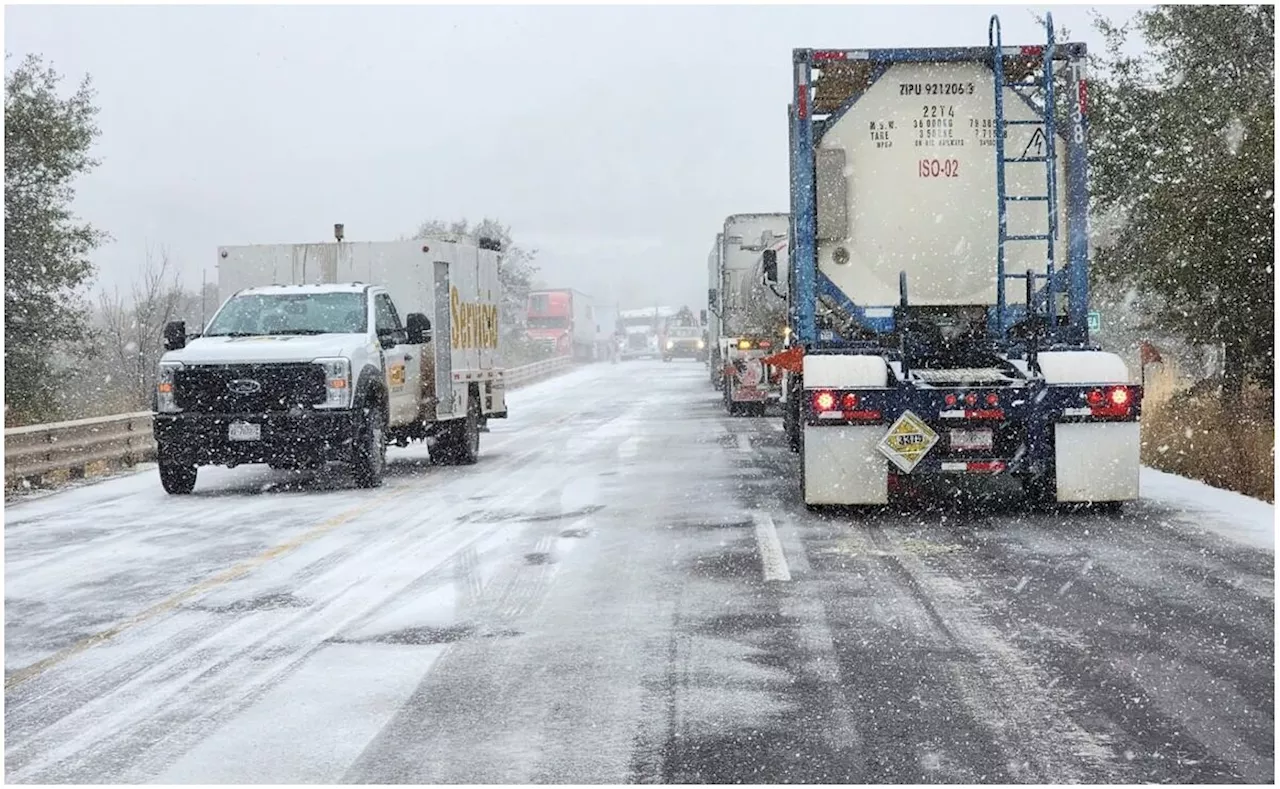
left=710, top=215, right=790, bottom=415
left=705, top=234, right=724, bottom=387
left=152, top=231, right=506, bottom=494
left=660, top=306, right=707, bottom=362
left=618, top=306, right=677, bottom=360
left=774, top=15, right=1142, bottom=510
left=525, top=288, right=596, bottom=361
left=592, top=303, right=621, bottom=360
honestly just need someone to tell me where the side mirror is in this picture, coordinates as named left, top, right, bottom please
left=406, top=312, right=432, bottom=344
left=708, top=288, right=718, bottom=307
left=700, top=309, right=708, bottom=325
left=762, top=249, right=779, bottom=284
left=163, top=321, right=187, bottom=351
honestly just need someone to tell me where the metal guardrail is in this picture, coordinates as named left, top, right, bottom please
left=4, top=356, right=576, bottom=490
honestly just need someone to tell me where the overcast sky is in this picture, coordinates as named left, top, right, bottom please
left=6, top=3, right=1144, bottom=312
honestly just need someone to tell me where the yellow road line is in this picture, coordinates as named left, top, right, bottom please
left=6, top=408, right=580, bottom=690
left=5, top=487, right=407, bottom=691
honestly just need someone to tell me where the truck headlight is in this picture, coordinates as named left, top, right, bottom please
left=313, top=357, right=352, bottom=409
left=697, top=339, right=706, bottom=349
left=666, top=340, right=675, bottom=349
left=156, top=362, right=183, bottom=413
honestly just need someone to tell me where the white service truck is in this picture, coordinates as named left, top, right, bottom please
left=776, top=15, right=1143, bottom=510
left=152, top=232, right=506, bottom=494
left=711, top=215, right=790, bottom=416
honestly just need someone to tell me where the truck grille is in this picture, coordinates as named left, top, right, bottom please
left=175, top=363, right=328, bottom=413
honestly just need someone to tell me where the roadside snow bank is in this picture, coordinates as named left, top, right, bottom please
left=1142, top=467, right=1275, bottom=552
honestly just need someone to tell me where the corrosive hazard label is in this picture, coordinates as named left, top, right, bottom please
left=876, top=410, right=939, bottom=473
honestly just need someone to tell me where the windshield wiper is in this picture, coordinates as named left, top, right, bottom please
left=271, top=329, right=330, bottom=335
left=203, top=332, right=260, bottom=337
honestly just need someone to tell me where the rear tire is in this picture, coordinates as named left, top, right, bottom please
left=353, top=401, right=387, bottom=488
left=159, top=459, right=197, bottom=495
left=432, top=390, right=480, bottom=465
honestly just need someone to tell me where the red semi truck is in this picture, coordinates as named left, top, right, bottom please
left=526, top=289, right=596, bottom=361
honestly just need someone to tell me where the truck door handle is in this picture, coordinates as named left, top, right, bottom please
left=403, top=354, right=412, bottom=361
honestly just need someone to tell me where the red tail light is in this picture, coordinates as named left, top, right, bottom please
left=944, top=393, right=958, bottom=406
left=985, top=393, right=999, bottom=406
left=1088, top=385, right=1135, bottom=418
left=758, top=340, right=773, bottom=350
left=813, top=390, right=836, bottom=412
left=841, top=393, right=859, bottom=410
left=965, top=393, right=978, bottom=406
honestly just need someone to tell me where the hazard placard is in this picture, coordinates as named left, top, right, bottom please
left=876, top=410, right=939, bottom=474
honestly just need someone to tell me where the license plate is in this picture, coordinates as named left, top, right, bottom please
left=228, top=421, right=261, bottom=442
left=950, top=428, right=992, bottom=451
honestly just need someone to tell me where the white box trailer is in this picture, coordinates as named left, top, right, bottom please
left=216, top=238, right=506, bottom=426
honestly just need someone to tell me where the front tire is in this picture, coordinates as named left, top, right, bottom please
left=353, top=401, right=387, bottom=488
left=159, top=459, right=197, bottom=495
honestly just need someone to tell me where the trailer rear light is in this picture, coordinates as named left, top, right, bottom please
left=738, top=339, right=752, bottom=350
left=985, top=393, right=999, bottom=406
left=965, top=392, right=978, bottom=406
left=813, top=390, right=837, bottom=412
left=944, top=393, right=958, bottom=406
left=1085, top=385, right=1135, bottom=418
left=758, top=340, right=773, bottom=350
left=841, top=393, right=859, bottom=409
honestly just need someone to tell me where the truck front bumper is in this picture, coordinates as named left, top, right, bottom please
left=154, top=410, right=362, bottom=467
left=663, top=344, right=706, bottom=360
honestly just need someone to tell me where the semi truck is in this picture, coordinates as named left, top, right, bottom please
left=526, top=288, right=596, bottom=361
left=660, top=306, right=707, bottom=362
left=706, top=234, right=724, bottom=388
left=152, top=230, right=506, bottom=494
left=711, top=215, right=789, bottom=415
left=771, top=14, right=1143, bottom=510
left=619, top=306, right=676, bottom=360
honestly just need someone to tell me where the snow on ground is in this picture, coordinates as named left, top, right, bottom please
left=1141, top=467, right=1275, bottom=552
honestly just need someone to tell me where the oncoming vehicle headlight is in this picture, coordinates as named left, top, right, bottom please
left=666, top=340, right=675, bottom=349
left=697, top=339, right=705, bottom=349
left=156, top=362, right=183, bottom=413
left=313, top=357, right=352, bottom=409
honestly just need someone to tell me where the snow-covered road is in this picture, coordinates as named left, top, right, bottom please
left=5, top=361, right=1274, bottom=783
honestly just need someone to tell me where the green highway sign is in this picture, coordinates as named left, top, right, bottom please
left=1087, top=311, right=1101, bottom=332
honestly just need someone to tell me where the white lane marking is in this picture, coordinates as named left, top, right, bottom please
left=737, top=434, right=752, bottom=453
left=752, top=512, right=792, bottom=582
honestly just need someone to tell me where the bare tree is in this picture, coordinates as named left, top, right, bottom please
left=98, top=246, right=186, bottom=409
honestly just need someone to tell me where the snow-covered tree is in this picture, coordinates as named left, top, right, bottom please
left=5, top=54, right=105, bottom=425
left=1089, top=5, right=1274, bottom=399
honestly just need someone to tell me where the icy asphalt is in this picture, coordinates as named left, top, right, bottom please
left=4, top=361, right=1274, bottom=784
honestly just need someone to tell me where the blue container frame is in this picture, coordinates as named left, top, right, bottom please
left=788, top=15, right=1093, bottom=355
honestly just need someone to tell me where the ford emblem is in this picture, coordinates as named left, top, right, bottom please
left=228, top=378, right=262, bottom=395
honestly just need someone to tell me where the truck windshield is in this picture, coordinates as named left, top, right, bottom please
left=204, top=292, right=368, bottom=337
left=527, top=316, right=569, bottom=329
